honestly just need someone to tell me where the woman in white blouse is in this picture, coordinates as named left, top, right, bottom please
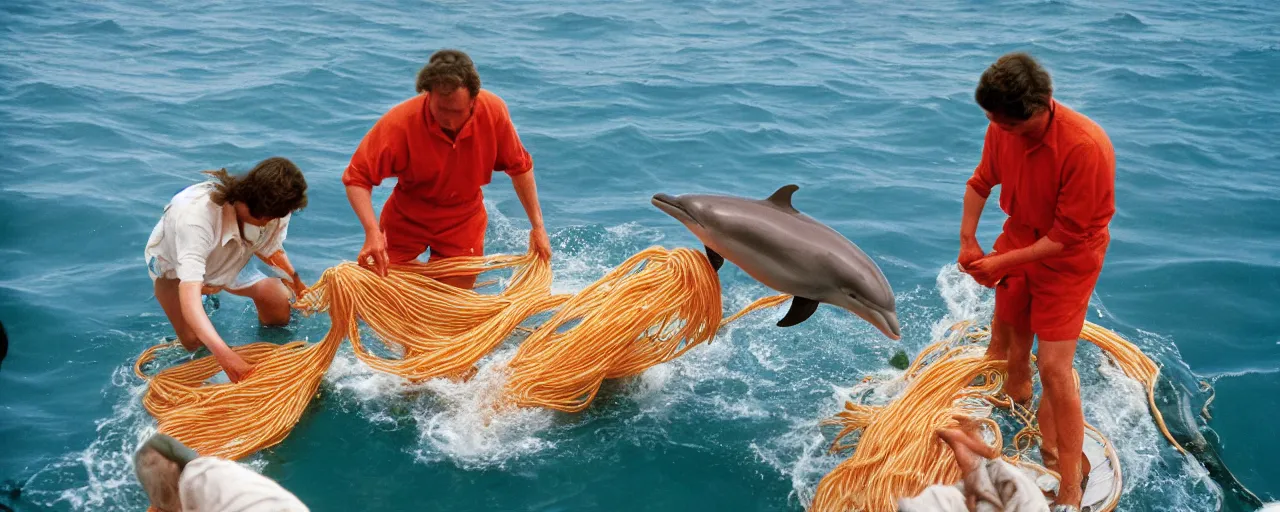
left=144, top=157, right=308, bottom=383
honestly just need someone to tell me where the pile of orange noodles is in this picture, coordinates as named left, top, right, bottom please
left=808, top=320, right=1177, bottom=512
left=501, top=247, right=788, bottom=412
left=134, top=247, right=785, bottom=460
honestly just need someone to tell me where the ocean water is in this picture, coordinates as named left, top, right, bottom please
left=2, top=0, right=1278, bottom=510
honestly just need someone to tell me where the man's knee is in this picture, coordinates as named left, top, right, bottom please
left=1036, top=351, right=1075, bottom=388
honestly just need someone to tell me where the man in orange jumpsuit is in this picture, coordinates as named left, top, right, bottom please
left=958, top=52, right=1116, bottom=511
left=344, top=49, right=551, bottom=289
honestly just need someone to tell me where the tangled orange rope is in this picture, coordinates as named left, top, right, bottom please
left=134, top=252, right=555, bottom=459
left=809, top=320, right=1175, bottom=512
left=134, top=336, right=343, bottom=460
left=501, top=247, right=788, bottom=412
left=134, top=247, right=785, bottom=460
left=811, top=339, right=1005, bottom=512
left=303, top=253, right=568, bottom=382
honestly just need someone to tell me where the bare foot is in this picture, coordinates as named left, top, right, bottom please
left=1006, top=382, right=1033, bottom=408
left=1041, top=446, right=1091, bottom=479
left=1053, top=482, right=1083, bottom=510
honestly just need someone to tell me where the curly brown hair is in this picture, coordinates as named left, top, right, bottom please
left=975, top=52, right=1053, bottom=120
left=204, top=156, right=308, bottom=219
left=415, top=49, right=481, bottom=96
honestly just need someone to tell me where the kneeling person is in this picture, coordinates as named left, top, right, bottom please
left=144, top=157, right=309, bottom=382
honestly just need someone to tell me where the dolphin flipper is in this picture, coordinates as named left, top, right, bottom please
left=704, top=246, right=724, bottom=271
left=777, top=296, right=819, bottom=327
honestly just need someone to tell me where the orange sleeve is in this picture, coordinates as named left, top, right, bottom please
left=490, top=96, right=533, bottom=177
left=342, top=112, right=408, bottom=189
left=965, top=124, right=1000, bottom=199
left=1046, top=141, right=1114, bottom=247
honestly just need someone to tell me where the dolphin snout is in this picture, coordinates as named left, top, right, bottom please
left=651, top=193, right=695, bottom=224
left=882, top=310, right=902, bottom=341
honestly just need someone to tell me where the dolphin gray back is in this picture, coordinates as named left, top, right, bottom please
left=691, top=188, right=894, bottom=308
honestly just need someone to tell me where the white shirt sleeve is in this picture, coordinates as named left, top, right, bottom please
left=174, top=220, right=217, bottom=284
left=179, top=457, right=309, bottom=512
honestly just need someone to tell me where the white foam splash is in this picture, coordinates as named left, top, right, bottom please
left=21, top=365, right=155, bottom=511
left=411, top=350, right=559, bottom=469
left=750, top=422, right=843, bottom=510
left=323, top=341, right=559, bottom=469
left=931, top=262, right=994, bottom=341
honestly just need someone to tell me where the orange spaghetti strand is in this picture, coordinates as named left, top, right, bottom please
left=133, top=247, right=787, bottom=460
left=501, top=247, right=787, bottom=412
left=304, top=253, right=567, bottom=382
left=134, top=251, right=556, bottom=460
left=811, top=340, right=1005, bottom=512
left=811, top=320, right=1175, bottom=512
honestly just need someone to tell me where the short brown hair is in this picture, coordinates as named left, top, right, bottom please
left=975, top=52, right=1053, bottom=120
left=415, top=49, right=481, bottom=96
left=204, top=156, right=308, bottom=219
left=135, top=447, right=182, bottom=511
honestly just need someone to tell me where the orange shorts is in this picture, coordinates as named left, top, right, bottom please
left=990, top=225, right=1109, bottom=341
left=993, top=270, right=1095, bottom=343
left=380, top=203, right=487, bottom=263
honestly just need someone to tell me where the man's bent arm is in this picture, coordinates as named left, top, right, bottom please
left=961, top=184, right=986, bottom=243
left=511, top=170, right=545, bottom=230
left=346, top=185, right=382, bottom=235
left=994, top=236, right=1065, bottom=267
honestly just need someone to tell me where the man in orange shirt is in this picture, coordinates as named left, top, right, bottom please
left=958, top=52, right=1116, bottom=511
left=344, top=49, right=551, bottom=289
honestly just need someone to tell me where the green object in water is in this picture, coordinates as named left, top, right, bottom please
left=889, top=350, right=909, bottom=370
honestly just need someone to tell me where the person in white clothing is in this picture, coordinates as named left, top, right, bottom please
left=144, top=157, right=308, bottom=382
left=134, top=433, right=309, bottom=512
left=898, top=415, right=1052, bottom=512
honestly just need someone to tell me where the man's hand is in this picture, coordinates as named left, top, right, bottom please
left=530, top=226, right=552, bottom=260
left=359, top=229, right=390, bottom=277
left=958, top=236, right=985, bottom=269
left=217, top=350, right=254, bottom=383
left=964, top=253, right=1010, bottom=287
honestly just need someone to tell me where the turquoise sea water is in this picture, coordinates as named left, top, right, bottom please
left=2, top=0, right=1278, bottom=510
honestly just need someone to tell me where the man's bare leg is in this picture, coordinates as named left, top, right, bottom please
left=426, top=252, right=479, bottom=290
left=984, top=314, right=1011, bottom=359
left=1038, top=339, right=1085, bottom=508
left=1005, top=323, right=1035, bottom=406
left=435, top=274, right=478, bottom=290
left=987, top=316, right=1034, bottom=405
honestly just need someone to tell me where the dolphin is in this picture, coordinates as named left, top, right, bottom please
left=1154, top=375, right=1263, bottom=511
left=651, top=184, right=901, bottom=340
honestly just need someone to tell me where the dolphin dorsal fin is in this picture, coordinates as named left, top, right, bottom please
left=765, top=184, right=799, bottom=213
